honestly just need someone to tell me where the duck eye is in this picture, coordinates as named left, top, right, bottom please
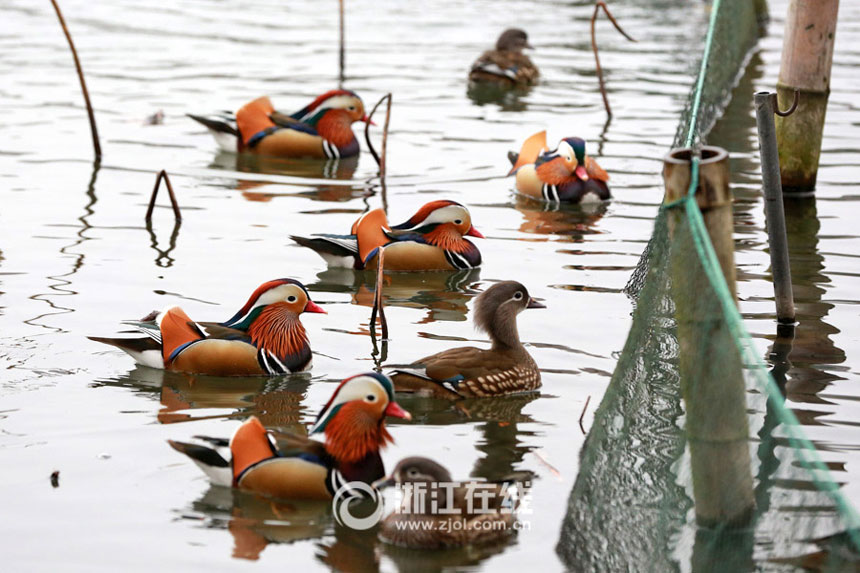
left=365, top=394, right=377, bottom=402
left=287, top=295, right=297, bottom=302
left=407, top=468, right=420, bottom=477
left=454, top=219, right=463, bottom=225
left=348, top=105, right=356, bottom=111
left=513, top=291, right=524, bottom=300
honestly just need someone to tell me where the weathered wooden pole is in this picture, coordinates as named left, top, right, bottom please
left=775, top=0, right=839, bottom=193
left=663, top=147, right=755, bottom=527
left=755, top=91, right=796, bottom=325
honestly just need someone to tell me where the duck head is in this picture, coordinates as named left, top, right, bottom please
left=373, top=456, right=453, bottom=489
left=559, top=137, right=589, bottom=181
left=222, top=278, right=325, bottom=330
left=496, top=28, right=533, bottom=53
left=391, top=200, right=485, bottom=241
left=296, top=89, right=371, bottom=126
left=474, top=281, right=545, bottom=350
left=310, top=372, right=411, bottom=463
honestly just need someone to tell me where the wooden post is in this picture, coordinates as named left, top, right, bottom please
left=663, top=147, right=755, bottom=527
left=775, top=0, right=839, bottom=193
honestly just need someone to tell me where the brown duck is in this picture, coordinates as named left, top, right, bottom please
left=390, top=281, right=544, bottom=398
left=469, top=29, right=539, bottom=87
left=373, top=457, right=520, bottom=549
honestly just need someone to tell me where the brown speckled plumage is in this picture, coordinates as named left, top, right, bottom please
left=469, top=29, right=539, bottom=87
left=390, top=281, right=543, bottom=398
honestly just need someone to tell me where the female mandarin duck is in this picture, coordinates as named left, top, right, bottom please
left=291, top=200, right=484, bottom=271
left=88, top=279, right=325, bottom=376
left=168, top=372, right=412, bottom=500
left=469, top=28, right=539, bottom=87
left=390, top=281, right=544, bottom=398
left=374, top=457, right=519, bottom=548
left=508, top=131, right=611, bottom=203
left=188, top=90, right=370, bottom=159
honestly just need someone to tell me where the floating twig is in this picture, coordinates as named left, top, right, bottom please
left=50, top=470, right=60, bottom=488
left=532, top=449, right=563, bottom=481
left=591, top=1, right=636, bottom=119
left=364, top=93, right=393, bottom=177
left=146, top=170, right=182, bottom=222
left=338, top=0, right=345, bottom=87
left=369, top=247, right=389, bottom=340
left=50, top=0, right=101, bottom=160
left=579, top=395, right=591, bottom=434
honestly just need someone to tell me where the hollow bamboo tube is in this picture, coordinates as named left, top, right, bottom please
left=775, top=0, right=839, bottom=193
left=754, top=92, right=796, bottom=324
left=663, top=147, right=755, bottom=527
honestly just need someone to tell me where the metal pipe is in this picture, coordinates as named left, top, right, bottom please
left=754, top=91, right=796, bottom=325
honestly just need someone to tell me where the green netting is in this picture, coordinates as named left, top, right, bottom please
left=557, top=0, right=860, bottom=570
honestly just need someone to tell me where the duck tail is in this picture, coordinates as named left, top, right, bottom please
left=508, top=130, right=548, bottom=176
left=167, top=439, right=232, bottom=487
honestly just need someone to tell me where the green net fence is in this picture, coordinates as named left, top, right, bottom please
left=556, top=0, right=860, bottom=570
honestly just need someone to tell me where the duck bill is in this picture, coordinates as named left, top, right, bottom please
left=575, top=165, right=589, bottom=181
left=527, top=298, right=546, bottom=309
left=466, top=226, right=485, bottom=239
left=304, top=301, right=327, bottom=314
left=384, top=401, right=412, bottom=421
left=361, top=114, right=377, bottom=126
left=372, top=475, right=396, bottom=489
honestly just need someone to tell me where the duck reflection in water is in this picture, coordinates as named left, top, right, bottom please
left=513, top=194, right=608, bottom=239
left=466, top=81, right=531, bottom=112
left=397, top=392, right=539, bottom=483
left=97, top=366, right=311, bottom=431
left=309, top=267, right=481, bottom=324
left=208, top=151, right=364, bottom=203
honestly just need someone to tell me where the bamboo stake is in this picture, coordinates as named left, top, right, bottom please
left=50, top=0, right=101, bottom=160
left=775, top=0, right=839, bottom=192
left=663, top=147, right=755, bottom=527
left=146, top=170, right=182, bottom=222
left=590, top=1, right=636, bottom=119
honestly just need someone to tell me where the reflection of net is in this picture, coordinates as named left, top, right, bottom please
left=558, top=0, right=860, bottom=569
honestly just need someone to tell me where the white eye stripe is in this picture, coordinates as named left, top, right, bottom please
left=407, top=205, right=469, bottom=229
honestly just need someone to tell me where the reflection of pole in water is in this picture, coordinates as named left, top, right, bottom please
left=781, top=197, right=846, bottom=400
left=25, top=162, right=100, bottom=332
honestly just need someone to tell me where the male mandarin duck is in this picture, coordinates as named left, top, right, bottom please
left=188, top=90, right=370, bottom=159
left=374, top=457, right=519, bottom=549
left=508, top=131, right=611, bottom=203
left=168, top=372, right=412, bottom=500
left=88, top=278, right=325, bottom=376
left=390, top=281, right=544, bottom=398
left=469, top=28, right=539, bottom=87
left=291, top=200, right=484, bottom=271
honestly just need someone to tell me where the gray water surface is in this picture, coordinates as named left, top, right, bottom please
left=1, top=0, right=858, bottom=570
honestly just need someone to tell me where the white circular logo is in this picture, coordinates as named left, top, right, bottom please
left=332, top=481, right=385, bottom=530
